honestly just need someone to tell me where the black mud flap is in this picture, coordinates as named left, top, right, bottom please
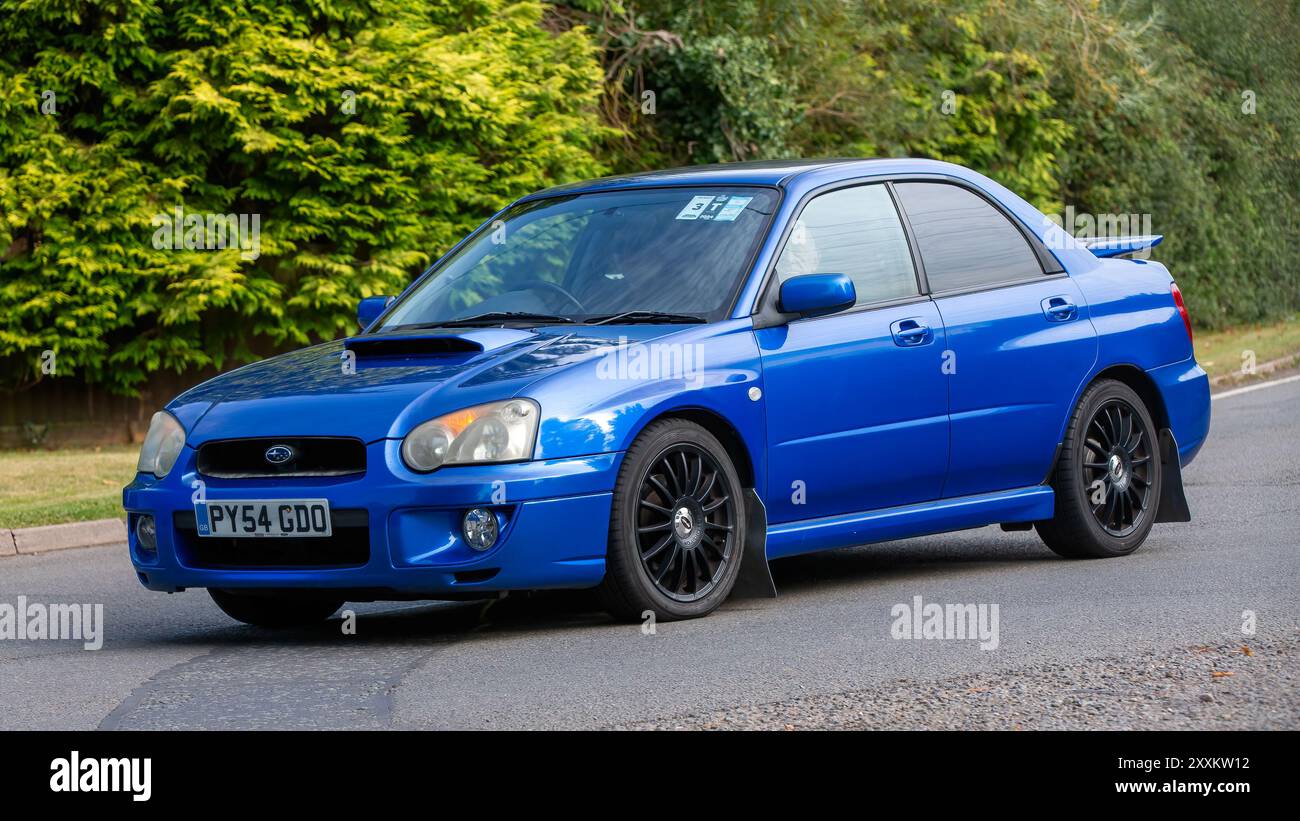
left=730, top=489, right=777, bottom=599
left=1155, top=428, right=1192, bottom=523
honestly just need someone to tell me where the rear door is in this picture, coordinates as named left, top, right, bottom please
left=757, top=183, right=949, bottom=524
left=892, top=181, right=1097, bottom=498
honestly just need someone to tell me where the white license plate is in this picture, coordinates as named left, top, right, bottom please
left=196, top=499, right=332, bottom=538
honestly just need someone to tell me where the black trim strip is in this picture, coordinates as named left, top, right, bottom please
left=887, top=180, right=930, bottom=295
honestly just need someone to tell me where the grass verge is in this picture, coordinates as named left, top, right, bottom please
left=1195, top=315, right=1300, bottom=384
left=0, top=447, right=137, bottom=529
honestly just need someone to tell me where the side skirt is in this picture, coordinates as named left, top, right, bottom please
left=765, top=485, right=1056, bottom=561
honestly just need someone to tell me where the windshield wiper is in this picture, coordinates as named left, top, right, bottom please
left=588, top=310, right=706, bottom=325
left=389, top=311, right=576, bottom=331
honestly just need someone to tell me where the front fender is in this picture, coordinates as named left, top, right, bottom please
left=525, top=319, right=768, bottom=492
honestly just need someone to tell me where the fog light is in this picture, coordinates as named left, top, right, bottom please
left=135, top=514, right=157, bottom=551
left=462, top=508, right=499, bottom=551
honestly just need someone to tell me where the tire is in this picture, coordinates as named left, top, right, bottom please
left=209, top=589, right=343, bottom=628
left=598, top=419, right=746, bottom=622
left=1036, top=379, right=1162, bottom=558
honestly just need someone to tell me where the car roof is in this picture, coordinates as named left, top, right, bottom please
left=523, top=158, right=980, bottom=199
left=512, top=158, right=1104, bottom=303
left=527, top=160, right=841, bottom=197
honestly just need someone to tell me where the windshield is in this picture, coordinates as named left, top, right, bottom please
left=377, top=186, right=779, bottom=330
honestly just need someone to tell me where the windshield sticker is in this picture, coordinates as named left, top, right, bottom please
left=675, top=195, right=718, bottom=220
left=676, top=194, right=753, bottom=222
left=714, top=196, right=753, bottom=222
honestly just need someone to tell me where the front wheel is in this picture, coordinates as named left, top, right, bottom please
left=1036, top=379, right=1162, bottom=558
left=209, top=589, right=344, bottom=628
left=598, top=419, right=746, bottom=622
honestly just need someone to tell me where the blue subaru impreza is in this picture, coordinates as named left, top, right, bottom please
left=123, top=159, right=1211, bottom=626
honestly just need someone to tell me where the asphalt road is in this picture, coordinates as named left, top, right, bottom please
left=2, top=379, right=1297, bottom=730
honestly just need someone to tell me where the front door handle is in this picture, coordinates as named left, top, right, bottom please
left=1041, top=296, right=1078, bottom=322
left=891, top=318, right=933, bottom=346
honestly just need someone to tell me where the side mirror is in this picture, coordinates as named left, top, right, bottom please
left=357, top=295, right=394, bottom=329
left=778, top=274, right=856, bottom=318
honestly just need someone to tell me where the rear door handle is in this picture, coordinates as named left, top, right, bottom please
left=1041, top=296, right=1078, bottom=322
left=890, top=318, right=933, bottom=346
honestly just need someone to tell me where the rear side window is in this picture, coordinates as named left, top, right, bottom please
left=774, top=184, right=918, bottom=307
left=894, top=182, right=1043, bottom=292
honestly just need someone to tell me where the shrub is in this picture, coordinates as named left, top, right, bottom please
left=0, top=0, right=610, bottom=393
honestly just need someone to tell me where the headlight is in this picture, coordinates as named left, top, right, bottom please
left=401, top=399, right=539, bottom=472
left=136, top=411, right=186, bottom=478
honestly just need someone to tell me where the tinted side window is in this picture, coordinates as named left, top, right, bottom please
left=775, top=184, right=918, bottom=307
left=894, top=182, right=1043, bottom=292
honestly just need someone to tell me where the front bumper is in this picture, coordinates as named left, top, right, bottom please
left=123, top=439, right=621, bottom=597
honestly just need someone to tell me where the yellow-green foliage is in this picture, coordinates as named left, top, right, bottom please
left=0, top=0, right=610, bottom=393
left=2, top=0, right=1297, bottom=399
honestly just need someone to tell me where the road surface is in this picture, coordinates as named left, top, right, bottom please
left=2, top=379, right=1296, bottom=730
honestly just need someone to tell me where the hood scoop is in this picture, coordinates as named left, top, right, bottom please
left=343, top=333, right=484, bottom=358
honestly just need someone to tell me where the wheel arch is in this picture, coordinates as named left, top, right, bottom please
left=633, top=406, right=757, bottom=490
left=1047, top=364, right=1169, bottom=485
left=1089, top=364, right=1170, bottom=429
left=1051, top=363, right=1189, bottom=524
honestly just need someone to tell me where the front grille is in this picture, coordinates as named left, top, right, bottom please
left=173, top=509, right=370, bottom=568
left=197, top=437, right=366, bottom=478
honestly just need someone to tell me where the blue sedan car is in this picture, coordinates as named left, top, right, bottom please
left=124, top=159, right=1211, bottom=626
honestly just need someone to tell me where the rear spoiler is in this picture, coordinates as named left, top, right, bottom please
left=1080, top=234, right=1164, bottom=258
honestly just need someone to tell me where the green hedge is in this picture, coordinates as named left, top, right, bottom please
left=572, top=0, right=1300, bottom=328
left=3, top=0, right=1296, bottom=397
left=1, top=0, right=609, bottom=393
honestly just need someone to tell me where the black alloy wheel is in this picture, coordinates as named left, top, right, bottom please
left=634, top=443, right=737, bottom=602
left=598, top=418, right=747, bottom=621
left=1037, top=379, right=1163, bottom=559
left=1081, top=398, right=1155, bottom=537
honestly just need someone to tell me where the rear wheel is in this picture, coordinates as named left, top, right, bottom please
left=1037, top=379, right=1161, bottom=558
left=598, top=419, right=745, bottom=622
left=209, top=589, right=343, bottom=628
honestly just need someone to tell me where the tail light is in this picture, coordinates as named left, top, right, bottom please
left=1170, top=282, right=1193, bottom=343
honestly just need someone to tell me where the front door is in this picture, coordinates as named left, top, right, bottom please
left=756, top=183, right=950, bottom=524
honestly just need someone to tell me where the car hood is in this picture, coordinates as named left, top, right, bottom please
left=171, top=325, right=688, bottom=445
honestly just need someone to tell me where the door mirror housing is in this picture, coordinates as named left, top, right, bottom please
left=778, top=274, right=856, bottom=319
left=357, top=296, right=394, bottom=329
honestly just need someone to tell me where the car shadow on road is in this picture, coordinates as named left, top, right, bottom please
left=144, top=527, right=1060, bottom=648
left=766, top=528, right=1057, bottom=595
left=145, top=589, right=612, bottom=650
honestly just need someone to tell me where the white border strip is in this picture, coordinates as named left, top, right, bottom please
left=1212, top=373, right=1300, bottom=401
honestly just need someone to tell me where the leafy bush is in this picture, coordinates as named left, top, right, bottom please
left=0, top=0, right=609, bottom=393
left=2, top=0, right=1296, bottom=401
left=1008, top=0, right=1300, bottom=327
left=576, top=0, right=1299, bottom=327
